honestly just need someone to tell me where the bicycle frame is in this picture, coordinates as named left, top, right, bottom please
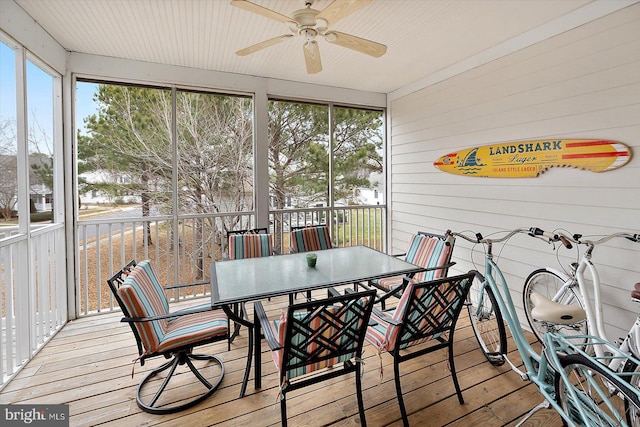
left=543, top=234, right=640, bottom=370
left=459, top=230, right=565, bottom=419
left=545, top=332, right=640, bottom=426
left=482, top=248, right=551, bottom=389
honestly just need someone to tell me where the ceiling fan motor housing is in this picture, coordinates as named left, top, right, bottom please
left=291, top=6, right=321, bottom=28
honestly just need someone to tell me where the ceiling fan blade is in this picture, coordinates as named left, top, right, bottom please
left=324, top=31, right=386, bottom=57
left=230, top=0, right=293, bottom=24
left=315, top=0, right=372, bottom=26
left=236, top=34, right=293, bottom=56
left=303, top=41, right=322, bottom=74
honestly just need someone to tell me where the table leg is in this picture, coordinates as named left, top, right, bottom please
left=254, top=309, right=262, bottom=389
left=222, top=304, right=254, bottom=398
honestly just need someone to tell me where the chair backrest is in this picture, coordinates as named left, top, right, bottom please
left=115, top=260, right=171, bottom=355
left=228, top=232, right=273, bottom=259
left=107, top=260, right=142, bottom=354
left=385, top=272, right=474, bottom=351
left=290, top=225, right=333, bottom=253
left=405, top=232, right=455, bottom=282
left=227, top=228, right=268, bottom=236
left=276, top=289, right=376, bottom=381
left=107, top=259, right=138, bottom=316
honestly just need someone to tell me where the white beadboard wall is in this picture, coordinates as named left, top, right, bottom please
left=389, top=4, right=640, bottom=339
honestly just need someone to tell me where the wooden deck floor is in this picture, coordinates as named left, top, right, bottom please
left=0, top=291, right=565, bottom=426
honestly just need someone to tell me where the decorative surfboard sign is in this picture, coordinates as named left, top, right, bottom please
left=433, top=139, right=631, bottom=178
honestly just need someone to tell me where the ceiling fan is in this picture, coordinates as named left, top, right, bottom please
left=230, top=0, right=387, bottom=74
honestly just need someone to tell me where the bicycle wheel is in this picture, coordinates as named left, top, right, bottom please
left=467, top=270, right=507, bottom=366
left=622, top=360, right=640, bottom=427
left=523, top=268, right=587, bottom=344
left=555, top=353, right=640, bottom=426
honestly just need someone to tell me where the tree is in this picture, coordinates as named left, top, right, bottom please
left=267, top=101, right=383, bottom=247
left=78, top=84, right=383, bottom=273
left=82, top=86, right=174, bottom=245
left=79, top=85, right=254, bottom=276
left=0, top=118, right=17, bottom=220
left=269, top=101, right=383, bottom=210
left=268, top=101, right=329, bottom=212
left=332, top=107, right=384, bottom=203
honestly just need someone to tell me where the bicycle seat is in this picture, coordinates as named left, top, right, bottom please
left=530, top=292, right=587, bottom=325
left=632, top=283, right=640, bottom=300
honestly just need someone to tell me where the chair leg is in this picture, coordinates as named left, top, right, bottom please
left=280, top=391, right=288, bottom=427
left=229, top=302, right=246, bottom=347
left=449, top=341, right=464, bottom=404
left=239, top=321, right=253, bottom=398
left=355, top=363, right=367, bottom=427
left=137, top=351, right=225, bottom=414
left=393, top=360, right=410, bottom=427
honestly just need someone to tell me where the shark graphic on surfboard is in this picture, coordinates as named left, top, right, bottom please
left=433, top=139, right=631, bottom=178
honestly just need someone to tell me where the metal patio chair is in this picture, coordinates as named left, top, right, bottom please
left=254, top=288, right=376, bottom=427
left=226, top=228, right=272, bottom=259
left=289, top=224, right=334, bottom=253
left=365, top=272, right=474, bottom=427
left=368, top=231, right=456, bottom=309
left=289, top=224, right=334, bottom=301
left=107, top=260, right=229, bottom=414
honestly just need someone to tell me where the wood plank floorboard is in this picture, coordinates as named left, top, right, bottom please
left=0, top=291, right=563, bottom=426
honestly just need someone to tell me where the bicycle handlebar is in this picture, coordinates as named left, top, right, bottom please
left=540, top=229, right=640, bottom=247
left=446, top=227, right=640, bottom=249
left=529, top=227, right=573, bottom=249
left=445, top=227, right=532, bottom=245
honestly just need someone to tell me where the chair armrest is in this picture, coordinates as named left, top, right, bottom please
left=164, top=280, right=209, bottom=290
left=121, top=304, right=216, bottom=323
left=371, top=306, right=402, bottom=326
left=421, top=261, right=456, bottom=273
left=254, top=301, right=282, bottom=351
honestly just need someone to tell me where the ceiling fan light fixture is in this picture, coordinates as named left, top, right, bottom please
left=324, top=32, right=337, bottom=43
left=300, top=28, right=317, bottom=43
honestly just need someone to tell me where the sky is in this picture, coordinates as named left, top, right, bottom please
left=75, top=81, right=99, bottom=133
left=1, top=39, right=58, bottom=152
left=1, top=39, right=99, bottom=145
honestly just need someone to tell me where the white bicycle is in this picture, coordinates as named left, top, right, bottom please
left=523, top=228, right=640, bottom=424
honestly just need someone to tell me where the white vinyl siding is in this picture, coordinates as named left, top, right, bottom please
left=388, top=4, right=640, bottom=340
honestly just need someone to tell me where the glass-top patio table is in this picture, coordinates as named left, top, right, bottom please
left=210, top=245, right=426, bottom=397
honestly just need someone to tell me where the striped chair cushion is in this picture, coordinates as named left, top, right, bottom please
left=118, top=263, right=228, bottom=355
left=366, top=280, right=456, bottom=351
left=373, top=234, right=452, bottom=291
left=228, top=233, right=273, bottom=259
left=290, top=226, right=333, bottom=253
left=271, top=305, right=361, bottom=380
left=160, top=303, right=229, bottom=353
left=118, top=261, right=170, bottom=352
